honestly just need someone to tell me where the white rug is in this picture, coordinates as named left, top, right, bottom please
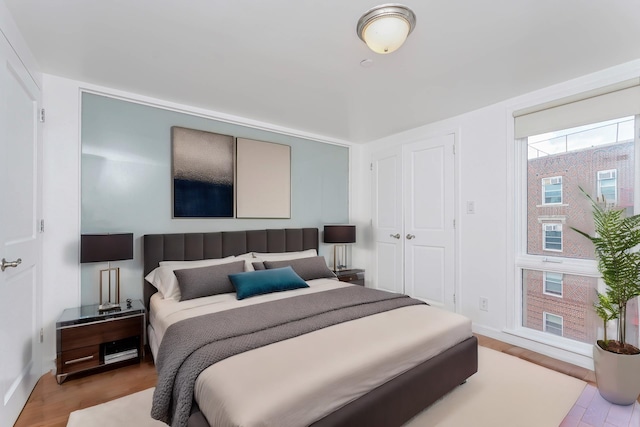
left=67, top=347, right=586, bottom=427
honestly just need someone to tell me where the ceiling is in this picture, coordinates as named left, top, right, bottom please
left=5, top=0, right=640, bottom=143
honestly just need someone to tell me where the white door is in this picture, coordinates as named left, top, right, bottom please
left=403, top=134, right=455, bottom=310
left=372, top=147, right=404, bottom=293
left=0, top=30, right=43, bottom=426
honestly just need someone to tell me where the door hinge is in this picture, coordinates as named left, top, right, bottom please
left=370, top=162, right=373, bottom=171
left=40, top=328, right=44, bottom=343
left=453, top=219, right=456, bottom=229
left=40, top=219, right=45, bottom=233
left=453, top=293, right=456, bottom=304
left=39, top=108, right=45, bottom=123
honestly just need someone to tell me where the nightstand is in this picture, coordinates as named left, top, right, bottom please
left=56, top=299, right=145, bottom=384
left=335, top=268, right=365, bottom=286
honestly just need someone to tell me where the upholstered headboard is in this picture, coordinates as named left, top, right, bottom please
left=142, top=228, right=319, bottom=309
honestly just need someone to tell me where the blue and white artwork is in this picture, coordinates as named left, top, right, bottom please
left=172, top=127, right=234, bottom=217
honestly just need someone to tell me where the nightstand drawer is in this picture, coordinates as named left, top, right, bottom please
left=59, top=315, right=142, bottom=352
left=335, top=269, right=365, bottom=286
left=340, top=273, right=363, bottom=283
left=61, top=345, right=100, bottom=373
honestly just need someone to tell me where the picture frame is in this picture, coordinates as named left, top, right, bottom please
left=172, top=126, right=235, bottom=218
left=236, top=138, right=291, bottom=218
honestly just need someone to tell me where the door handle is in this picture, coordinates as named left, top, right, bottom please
left=406, top=234, right=415, bottom=240
left=1, top=258, right=22, bottom=272
left=390, top=233, right=400, bottom=239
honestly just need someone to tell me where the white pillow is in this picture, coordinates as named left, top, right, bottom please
left=146, top=256, right=236, bottom=299
left=253, top=249, right=317, bottom=262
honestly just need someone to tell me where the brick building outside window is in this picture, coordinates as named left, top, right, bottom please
left=523, top=119, right=638, bottom=345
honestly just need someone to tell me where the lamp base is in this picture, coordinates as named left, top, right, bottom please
left=98, top=302, right=121, bottom=312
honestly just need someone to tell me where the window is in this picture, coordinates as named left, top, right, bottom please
left=543, top=224, right=562, bottom=252
left=515, top=107, right=638, bottom=350
left=544, top=313, right=563, bottom=336
left=542, top=176, right=562, bottom=204
left=597, top=169, right=617, bottom=205
left=543, top=272, right=563, bottom=297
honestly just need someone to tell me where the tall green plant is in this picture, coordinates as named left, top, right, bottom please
left=571, top=188, right=640, bottom=353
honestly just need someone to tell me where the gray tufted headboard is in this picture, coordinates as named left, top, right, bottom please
left=142, top=228, right=319, bottom=309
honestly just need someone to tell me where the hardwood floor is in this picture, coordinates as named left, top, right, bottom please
left=12, top=335, right=606, bottom=426
left=14, top=353, right=157, bottom=427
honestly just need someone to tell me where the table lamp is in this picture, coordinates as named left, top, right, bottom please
left=323, top=225, right=356, bottom=272
left=81, top=233, right=133, bottom=312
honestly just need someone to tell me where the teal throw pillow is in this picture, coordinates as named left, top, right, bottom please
left=228, top=266, right=309, bottom=300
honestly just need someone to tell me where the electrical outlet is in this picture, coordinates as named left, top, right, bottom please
left=479, top=297, right=489, bottom=312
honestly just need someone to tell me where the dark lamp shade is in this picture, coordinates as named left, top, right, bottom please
left=323, top=225, right=356, bottom=244
left=81, top=233, right=134, bottom=263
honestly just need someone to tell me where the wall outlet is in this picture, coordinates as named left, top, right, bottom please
left=479, top=297, right=489, bottom=312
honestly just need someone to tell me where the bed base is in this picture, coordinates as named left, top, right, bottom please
left=187, top=335, right=478, bottom=427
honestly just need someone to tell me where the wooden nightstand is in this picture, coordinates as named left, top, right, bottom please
left=335, top=268, right=365, bottom=286
left=56, top=299, right=145, bottom=384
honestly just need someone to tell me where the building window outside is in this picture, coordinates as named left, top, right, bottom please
left=544, top=312, right=563, bottom=336
left=544, top=272, right=563, bottom=297
left=597, top=169, right=617, bottom=206
left=518, top=115, right=638, bottom=350
left=543, top=224, right=562, bottom=252
left=542, top=176, right=563, bottom=204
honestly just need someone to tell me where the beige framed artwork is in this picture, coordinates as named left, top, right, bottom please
left=236, top=138, right=291, bottom=218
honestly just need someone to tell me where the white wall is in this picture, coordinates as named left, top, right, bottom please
left=352, top=59, right=640, bottom=369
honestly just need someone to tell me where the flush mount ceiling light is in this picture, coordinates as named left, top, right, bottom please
left=356, top=3, right=416, bottom=54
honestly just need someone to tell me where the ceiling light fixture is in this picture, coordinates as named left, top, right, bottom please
left=356, top=3, right=416, bottom=54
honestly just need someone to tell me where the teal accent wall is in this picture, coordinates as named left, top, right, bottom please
left=81, top=93, right=349, bottom=304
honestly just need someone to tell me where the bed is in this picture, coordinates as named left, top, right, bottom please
left=143, top=228, right=477, bottom=427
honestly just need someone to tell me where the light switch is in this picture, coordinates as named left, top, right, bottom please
left=466, top=201, right=475, bottom=214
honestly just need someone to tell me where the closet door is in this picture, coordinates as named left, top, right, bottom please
left=371, top=147, right=404, bottom=293
left=403, top=134, right=455, bottom=310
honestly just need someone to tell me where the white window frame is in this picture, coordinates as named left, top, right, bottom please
left=507, top=112, right=640, bottom=363
left=543, top=312, right=564, bottom=336
left=543, top=271, right=563, bottom=297
left=597, top=169, right=617, bottom=205
left=542, top=176, right=563, bottom=205
left=542, top=223, right=563, bottom=252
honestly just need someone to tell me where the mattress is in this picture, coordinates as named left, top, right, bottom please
left=149, top=279, right=472, bottom=427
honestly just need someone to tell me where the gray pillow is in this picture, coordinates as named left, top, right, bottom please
left=263, top=256, right=336, bottom=281
left=174, top=260, right=245, bottom=301
left=252, top=261, right=266, bottom=270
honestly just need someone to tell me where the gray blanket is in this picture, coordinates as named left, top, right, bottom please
left=151, top=286, right=425, bottom=427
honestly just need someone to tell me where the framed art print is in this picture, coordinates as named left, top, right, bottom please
left=172, top=126, right=234, bottom=217
left=236, top=138, right=291, bottom=218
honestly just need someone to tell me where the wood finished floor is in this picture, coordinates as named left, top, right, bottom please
left=13, top=335, right=604, bottom=427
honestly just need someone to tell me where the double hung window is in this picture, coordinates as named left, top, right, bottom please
left=597, top=169, right=617, bottom=205
left=513, top=82, right=640, bottom=352
left=542, top=177, right=562, bottom=204
left=542, top=224, right=562, bottom=252
left=544, top=313, right=563, bottom=336
left=543, top=272, right=563, bottom=297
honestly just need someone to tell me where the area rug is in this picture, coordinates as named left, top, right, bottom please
left=67, top=347, right=585, bottom=427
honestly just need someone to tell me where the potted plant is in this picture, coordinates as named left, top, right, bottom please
left=571, top=189, right=640, bottom=405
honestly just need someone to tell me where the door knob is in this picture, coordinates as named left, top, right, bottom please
left=406, top=234, right=415, bottom=240
left=1, top=258, right=22, bottom=272
left=390, top=233, right=400, bottom=239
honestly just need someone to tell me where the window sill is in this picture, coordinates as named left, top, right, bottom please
left=503, top=327, right=593, bottom=358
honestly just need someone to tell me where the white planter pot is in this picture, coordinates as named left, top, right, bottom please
left=593, top=343, right=640, bottom=405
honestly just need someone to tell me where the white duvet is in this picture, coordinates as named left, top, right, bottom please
left=148, top=279, right=472, bottom=427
